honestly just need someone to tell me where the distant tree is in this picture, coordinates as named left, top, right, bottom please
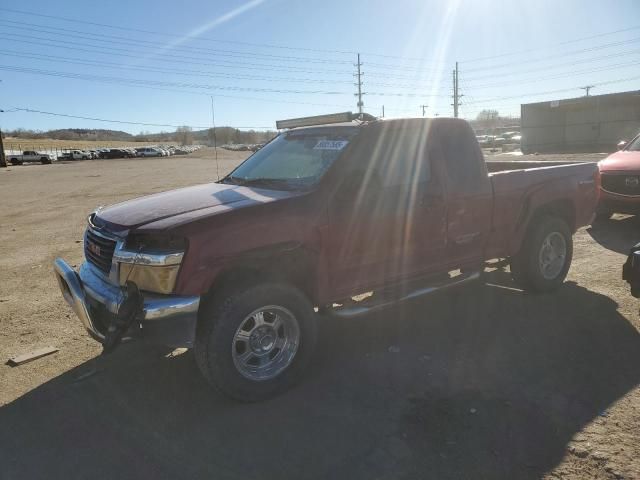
left=175, top=126, right=193, bottom=145
left=476, top=109, right=499, bottom=122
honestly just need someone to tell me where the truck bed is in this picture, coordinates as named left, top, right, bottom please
left=485, top=160, right=599, bottom=259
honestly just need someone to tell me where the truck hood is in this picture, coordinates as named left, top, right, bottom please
left=599, top=151, right=640, bottom=172
left=93, top=182, right=299, bottom=232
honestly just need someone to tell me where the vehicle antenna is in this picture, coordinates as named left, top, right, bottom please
left=211, top=96, right=219, bottom=181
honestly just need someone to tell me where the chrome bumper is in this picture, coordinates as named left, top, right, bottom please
left=54, top=258, right=200, bottom=347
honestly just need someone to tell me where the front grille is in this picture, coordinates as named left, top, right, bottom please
left=601, top=173, right=640, bottom=196
left=85, top=227, right=117, bottom=274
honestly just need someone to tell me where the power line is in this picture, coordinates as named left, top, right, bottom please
left=0, top=65, right=355, bottom=109
left=0, top=63, right=453, bottom=100
left=0, top=34, right=353, bottom=76
left=460, top=24, right=640, bottom=63
left=0, top=37, right=352, bottom=77
left=0, top=50, right=354, bottom=85
left=0, top=19, right=353, bottom=65
left=0, top=64, right=350, bottom=95
left=463, top=48, right=640, bottom=83
left=463, top=36, right=640, bottom=73
left=464, top=59, right=640, bottom=91
left=463, top=75, right=640, bottom=106
left=2, top=107, right=274, bottom=130
left=0, top=6, right=448, bottom=64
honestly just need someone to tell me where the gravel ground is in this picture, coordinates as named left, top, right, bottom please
left=1, top=149, right=638, bottom=479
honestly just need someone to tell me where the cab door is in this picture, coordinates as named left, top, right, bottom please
left=326, top=122, right=447, bottom=297
left=435, top=123, right=493, bottom=268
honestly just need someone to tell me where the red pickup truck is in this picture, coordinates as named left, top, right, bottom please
left=54, top=114, right=599, bottom=401
left=596, top=132, right=640, bottom=220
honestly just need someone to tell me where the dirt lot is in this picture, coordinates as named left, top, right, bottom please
left=1, top=149, right=639, bottom=479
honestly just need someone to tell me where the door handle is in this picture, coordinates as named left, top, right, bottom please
left=454, top=232, right=481, bottom=245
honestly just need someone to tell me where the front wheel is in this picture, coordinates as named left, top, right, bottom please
left=195, top=283, right=318, bottom=402
left=510, top=216, right=573, bottom=292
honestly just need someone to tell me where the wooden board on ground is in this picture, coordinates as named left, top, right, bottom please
left=7, top=347, right=59, bottom=367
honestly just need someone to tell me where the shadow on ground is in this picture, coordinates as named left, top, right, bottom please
left=2, top=272, right=639, bottom=480
left=587, top=214, right=640, bottom=254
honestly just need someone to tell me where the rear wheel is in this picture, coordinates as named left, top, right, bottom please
left=10, top=158, right=22, bottom=165
left=195, top=282, right=317, bottom=402
left=510, top=216, right=573, bottom=292
left=40, top=157, right=52, bottom=164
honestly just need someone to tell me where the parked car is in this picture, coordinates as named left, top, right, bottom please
left=136, top=147, right=163, bottom=157
left=8, top=150, right=56, bottom=165
left=595, top=132, right=640, bottom=220
left=623, top=242, right=640, bottom=298
left=100, top=149, right=133, bottom=159
left=54, top=114, right=599, bottom=401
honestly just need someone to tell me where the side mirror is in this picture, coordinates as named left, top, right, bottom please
left=617, top=140, right=627, bottom=150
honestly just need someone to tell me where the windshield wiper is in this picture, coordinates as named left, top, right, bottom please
left=226, top=177, right=306, bottom=190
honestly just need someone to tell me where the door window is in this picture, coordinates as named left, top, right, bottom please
left=438, top=126, right=484, bottom=189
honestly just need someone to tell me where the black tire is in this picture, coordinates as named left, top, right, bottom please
left=40, top=157, right=52, bottom=164
left=195, top=282, right=318, bottom=402
left=10, top=158, right=21, bottom=165
left=593, top=210, right=613, bottom=224
left=510, top=215, right=573, bottom=293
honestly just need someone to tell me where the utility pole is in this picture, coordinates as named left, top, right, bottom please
left=354, top=53, right=365, bottom=115
left=452, top=62, right=460, bottom=118
left=381, top=105, right=385, bottom=118
left=0, top=109, right=6, bottom=168
left=420, top=104, right=428, bottom=117
left=581, top=85, right=595, bottom=97
left=0, top=128, right=5, bottom=168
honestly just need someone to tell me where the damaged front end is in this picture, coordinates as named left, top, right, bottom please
left=54, top=215, right=200, bottom=353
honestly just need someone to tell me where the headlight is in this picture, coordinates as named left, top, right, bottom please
left=119, top=264, right=181, bottom=294
left=114, top=234, right=186, bottom=294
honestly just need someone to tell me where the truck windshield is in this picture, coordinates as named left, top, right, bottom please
left=626, top=135, right=640, bottom=151
left=223, top=131, right=357, bottom=190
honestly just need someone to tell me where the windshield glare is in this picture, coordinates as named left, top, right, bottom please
left=225, top=131, right=356, bottom=188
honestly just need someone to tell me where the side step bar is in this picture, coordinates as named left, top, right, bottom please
left=329, top=271, right=481, bottom=318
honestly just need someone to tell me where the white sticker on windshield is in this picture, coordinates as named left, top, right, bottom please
left=314, top=140, right=349, bottom=150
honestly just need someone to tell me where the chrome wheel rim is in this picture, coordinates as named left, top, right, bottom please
left=538, top=232, right=567, bottom=280
left=232, top=305, right=300, bottom=381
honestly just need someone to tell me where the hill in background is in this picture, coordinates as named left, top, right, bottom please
left=2, top=126, right=276, bottom=145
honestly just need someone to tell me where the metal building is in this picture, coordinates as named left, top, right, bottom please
left=521, top=90, right=640, bottom=154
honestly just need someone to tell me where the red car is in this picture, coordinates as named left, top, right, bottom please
left=54, top=114, right=599, bottom=401
left=596, top=133, right=640, bottom=220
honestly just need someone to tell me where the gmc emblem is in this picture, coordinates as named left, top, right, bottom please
left=625, top=176, right=639, bottom=188
left=87, top=242, right=101, bottom=256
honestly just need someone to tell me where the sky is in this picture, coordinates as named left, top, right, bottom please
left=0, top=0, right=639, bottom=134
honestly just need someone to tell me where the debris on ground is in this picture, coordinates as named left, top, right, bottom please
left=6, top=346, right=59, bottom=366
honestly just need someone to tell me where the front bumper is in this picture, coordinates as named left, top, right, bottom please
left=54, top=258, right=200, bottom=347
left=599, top=188, right=640, bottom=215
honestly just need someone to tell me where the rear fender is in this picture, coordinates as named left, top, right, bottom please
left=509, top=181, right=577, bottom=256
